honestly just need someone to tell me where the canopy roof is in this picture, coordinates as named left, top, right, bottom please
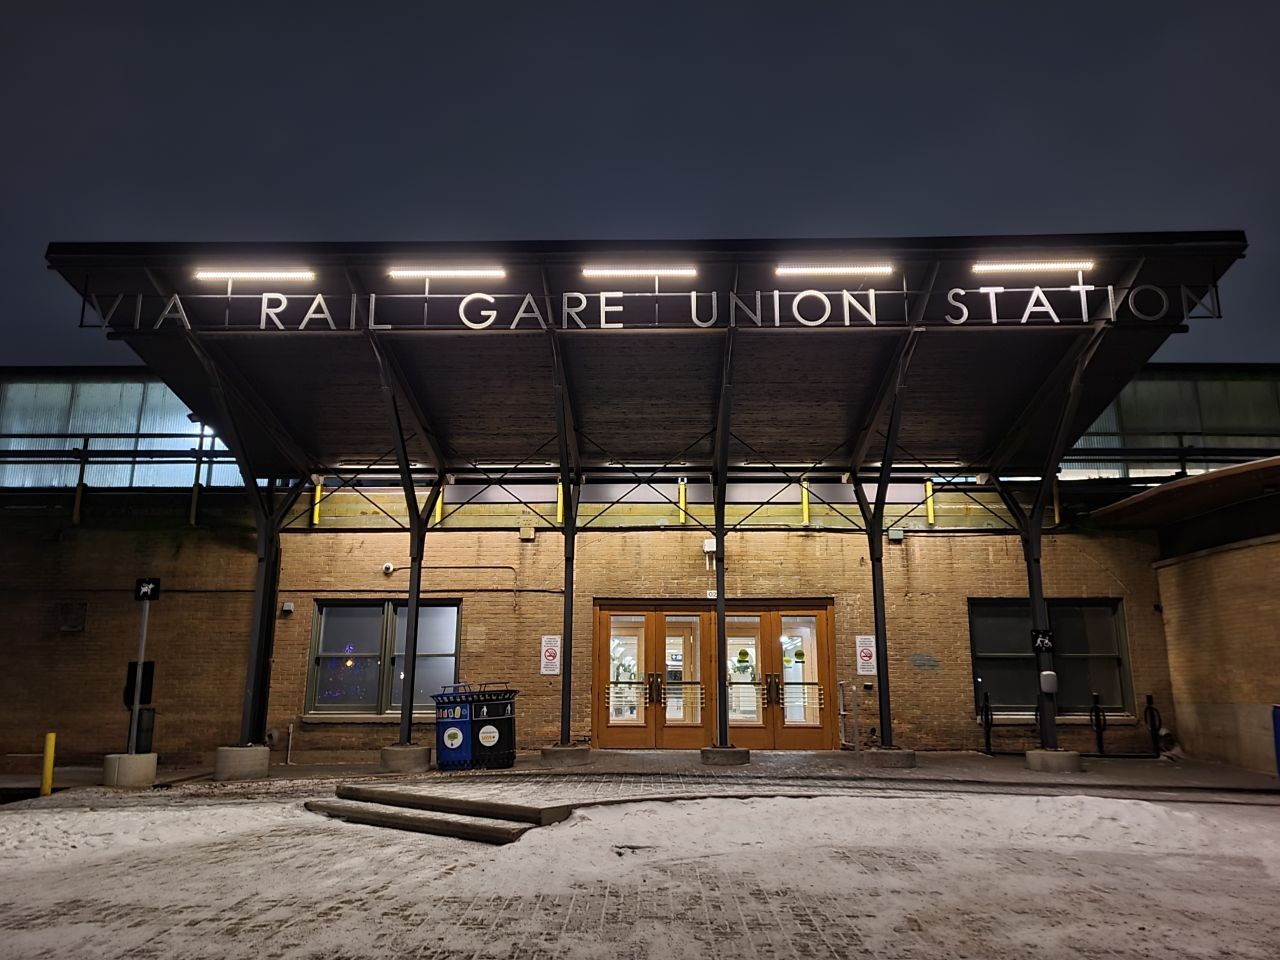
left=46, top=231, right=1247, bottom=481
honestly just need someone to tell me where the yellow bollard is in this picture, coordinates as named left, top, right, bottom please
left=40, top=732, right=56, bottom=797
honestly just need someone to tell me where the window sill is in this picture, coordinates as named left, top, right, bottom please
left=300, top=713, right=437, bottom=725
left=978, top=714, right=1137, bottom=727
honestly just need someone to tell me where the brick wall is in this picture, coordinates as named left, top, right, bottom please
left=2, top=505, right=1171, bottom=766
left=0, top=510, right=256, bottom=769
left=1156, top=535, right=1280, bottom=773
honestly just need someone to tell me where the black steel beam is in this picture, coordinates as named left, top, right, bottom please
left=848, top=261, right=938, bottom=473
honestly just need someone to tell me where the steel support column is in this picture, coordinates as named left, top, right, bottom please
left=542, top=277, right=584, bottom=746
left=183, top=329, right=310, bottom=746
left=992, top=322, right=1110, bottom=751
left=559, top=480, right=579, bottom=744
left=853, top=388, right=908, bottom=749
left=712, top=326, right=736, bottom=748
left=849, top=263, right=935, bottom=749
left=369, top=333, right=448, bottom=745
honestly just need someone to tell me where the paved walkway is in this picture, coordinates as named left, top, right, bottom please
left=3, top=778, right=1277, bottom=959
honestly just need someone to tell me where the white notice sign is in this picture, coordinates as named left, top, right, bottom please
left=856, top=635, right=877, bottom=676
left=540, top=634, right=562, bottom=675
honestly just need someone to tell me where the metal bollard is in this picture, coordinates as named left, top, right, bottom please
left=1142, top=694, right=1163, bottom=757
left=1089, top=693, right=1108, bottom=755
left=40, top=732, right=56, bottom=797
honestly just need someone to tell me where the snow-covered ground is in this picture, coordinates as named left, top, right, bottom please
left=1, top=788, right=1277, bottom=959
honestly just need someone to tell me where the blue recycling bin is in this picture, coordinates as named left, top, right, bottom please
left=432, top=685, right=476, bottom=771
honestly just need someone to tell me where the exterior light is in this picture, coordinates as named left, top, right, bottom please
left=387, top=267, right=507, bottom=279
left=194, top=269, right=315, bottom=281
left=774, top=264, right=894, bottom=277
left=581, top=265, right=697, bottom=278
left=971, top=260, right=1095, bottom=273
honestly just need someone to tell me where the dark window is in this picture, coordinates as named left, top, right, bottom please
left=308, top=601, right=459, bottom=715
left=969, top=599, right=1130, bottom=715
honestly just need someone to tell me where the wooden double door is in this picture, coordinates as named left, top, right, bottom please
left=593, top=604, right=836, bottom=750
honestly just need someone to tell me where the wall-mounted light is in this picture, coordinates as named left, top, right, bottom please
left=194, top=269, right=315, bottom=281
left=581, top=265, right=697, bottom=278
left=971, top=260, right=1094, bottom=274
left=774, top=263, right=894, bottom=277
left=387, top=267, right=507, bottom=279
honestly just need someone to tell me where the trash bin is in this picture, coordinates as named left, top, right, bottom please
left=432, top=684, right=476, bottom=771
left=469, top=683, right=518, bottom=770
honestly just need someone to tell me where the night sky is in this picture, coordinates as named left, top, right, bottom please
left=3, top=2, right=1277, bottom=365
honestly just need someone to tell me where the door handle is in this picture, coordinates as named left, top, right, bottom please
left=652, top=672, right=664, bottom=706
left=766, top=674, right=780, bottom=706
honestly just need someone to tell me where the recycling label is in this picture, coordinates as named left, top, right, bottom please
left=442, top=727, right=465, bottom=749
left=477, top=724, right=500, bottom=747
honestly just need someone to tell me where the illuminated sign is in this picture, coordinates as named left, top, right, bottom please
left=89, top=279, right=1221, bottom=332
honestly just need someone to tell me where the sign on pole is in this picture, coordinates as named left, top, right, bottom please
left=540, top=635, right=562, bottom=676
left=856, top=634, right=877, bottom=676
left=129, top=578, right=159, bottom=754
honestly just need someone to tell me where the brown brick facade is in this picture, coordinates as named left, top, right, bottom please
left=2, top=499, right=1173, bottom=768
left=1156, top=535, right=1280, bottom=772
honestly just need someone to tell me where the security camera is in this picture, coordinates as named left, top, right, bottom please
left=382, top=562, right=396, bottom=576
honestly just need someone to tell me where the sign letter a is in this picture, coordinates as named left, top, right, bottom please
left=154, top=294, right=191, bottom=330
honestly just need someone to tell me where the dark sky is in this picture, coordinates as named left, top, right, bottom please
left=3, top=2, right=1277, bottom=365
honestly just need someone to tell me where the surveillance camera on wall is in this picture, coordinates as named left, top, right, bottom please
left=382, top=562, right=395, bottom=576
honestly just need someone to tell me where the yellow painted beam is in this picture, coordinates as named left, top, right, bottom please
left=801, top=479, right=811, bottom=526
left=925, top=479, right=935, bottom=525
left=311, top=480, right=323, bottom=527
left=434, top=487, right=445, bottom=525
left=678, top=478, right=687, bottom=524
left=556, top=482, right=564, bottom=524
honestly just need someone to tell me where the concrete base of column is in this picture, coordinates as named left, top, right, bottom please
left=865, top=748, right=917, bottom=769
left=213, top=745, right=271, bottom=782
left=103, top=752, right=157, bottom=787
left=700, top=746, right=750, bottom=766
left=541, top=744, right=592, bottom=768
left=1026, top=749, right=1083, bottom=773
left=380, top=744, right=432, bottom=773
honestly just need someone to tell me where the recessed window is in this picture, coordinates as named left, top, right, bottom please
left=968, top=599, right=1131, bottom=716
left=307, top=601, right=459, bottom=715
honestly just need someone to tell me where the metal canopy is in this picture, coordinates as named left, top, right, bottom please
left=46, top=231, right=1247, bottom=480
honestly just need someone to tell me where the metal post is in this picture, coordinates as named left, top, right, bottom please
left=854, top=387, right=908, bottom=749
left=240, top=515, right=282, bottom=745
left=559, top=482, right=577, bottom=745
left=714, top=480, right=729, bottom=747
left=128, top=598, right=150, bottom=754
left=1021, top=514, right=1058, bottom=749
left=712, top=325, right=735, bottom=749
left=399, top=523, right=426, bottom=746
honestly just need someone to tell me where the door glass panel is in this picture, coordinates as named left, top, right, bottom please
left=779, top=615, right=820, bottom=726
left=607, top=615, right=646, bottom=725
left=726, top=615, right=764, bottom=724
left=663, top=615, right=701, bottom=726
